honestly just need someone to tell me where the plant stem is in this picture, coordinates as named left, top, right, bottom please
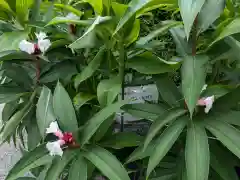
left=35, top=56, right=40, bottom=84
left=119, top=43, right=126, bottom=132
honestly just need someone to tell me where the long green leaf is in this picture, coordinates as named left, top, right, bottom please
left=83, top=0, right=103, bottom=15
left=185, top=121, right=209, bottom=180
left=54, top=4, right=83, bottom=16
left=143, top=108, right=186, bottom=151
left=53, top=82, right=78, bottom=132
left=114, top=0, right=153, bottom=35
left=45, top=150, right=77, bottom=180
left=1, top=101, right=33, bottom=143
left=210, top=18, right=240, bottom=46
left=205, top=118, right=240, bottom=159
left=127, top=52, right=180, bottom=74
left=80, top=100, right=126, bottom=145
left=170, top=26, right=191, bottom=56
left=0, top=85, right=25, bottom=104
left=126, top=139, right=156, bottom=163
left=155, top=74, right=182, bottom=107
left=181, top=55, right=208, bottom=117
left=0, top=50, right=34, bottom=61
left=16, top=0, right=33, bottom=23
left=69, top=16, right=111, bottom=49
left=100, top=132, right=144, bottom=149
left=46, top=17, right=91, bottom=26
left=83, top=146, right=130, bottom=180
left=3, top=63, right=33, bottom=90
left=178, top=0, right=206, bottom=39
left=122, top=103, right=168, bottom=121
left=136, top=21, right=181, bottom=46
left=36, top=86, right=56, bottom=137
left=147, top=117, right=187, bottom=177
left=68, top=153, right=87, bottom=180
left=212, top=85, right=240, bottom=113
left=73, top=92, right=96, bottom=110
left=197, top=0, right=225, bottom=34
left=97, top=75, right=121, bottom=107
left=0, top=0, right=14, bottom=14
left=6, top=144, right=53, bottom=180
left=210, top=141, right=239, bottom=180
left=74, top=47, right=105, bottom=88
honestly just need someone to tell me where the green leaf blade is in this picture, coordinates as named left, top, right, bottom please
left=53, top=82, right=78, bottom=132
left=36, top=86, right=56, bottom=137
left=185, top=121, right=210, bottom=180
left=181, top=55, right=208, bottom=117
left=83, top=146, right=130, bottom=180
left=143, top=108, right=186, bottom=151
left=147, top=116, right=187, bottom=177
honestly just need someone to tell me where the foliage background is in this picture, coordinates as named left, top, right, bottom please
left=0, top=0, right=240, bottom=180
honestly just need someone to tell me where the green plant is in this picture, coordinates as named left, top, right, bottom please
left=0, top=0, right=240, bottom=179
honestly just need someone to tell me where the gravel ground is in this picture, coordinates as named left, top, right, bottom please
left=0, top=104, right=22, bottom=180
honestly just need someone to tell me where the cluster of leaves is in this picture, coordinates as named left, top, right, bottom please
left=0, top=0, right=240, bottom=179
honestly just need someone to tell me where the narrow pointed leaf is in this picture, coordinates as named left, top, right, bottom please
left=46, top=17, right=92, bottom=26
left=16, top=0, right=33, bottom=23
left=185, top=121, right=210, bottom=180
left=80, top=100, right=126, bottom=145
left=69, top=16, right=111, bottom=49
left=170, top=26, right=191, bottom=56
left=178, top=0, right=206, bottom=39
left=97, top=75, right=121, bottom=107
left=205, top=118, right=240, bottom=159
left=54, top=4, right=83, bottom=16
left=83, top=0, right=103, bottom=15
left=84, top=146, right=130, bottom=180
left=126, top=139, right=156, bottom=163
left=114, top=0, right=150, bottom=35
left=210, top=18, right=240, bottom=46
left=0, top=50, right=34, bottom=61
left=36, top=86, right=56, bottom=137
left=53, top=82, right=78, bottom=132
left=136, top=21, right=181, bottom=46
left=181, top=55, right=208, bottom=117
left=210, top=141, right=239, bottom=180
left=122, top=103, right=168, bottom=121
left=147, top=117, right=187, bottom=177
left=74, top=47, right=105, bottom=88
left=6, top=144, right=53, bottom=180
left=143, top=108, right=186, bottom=151
left=73, top=92, right=96, bottom=110
left=45, top=150, right=77, bottom=180
left=197, top=0, right=225, bottom=34
left=68, top=153, right=87, bottom=180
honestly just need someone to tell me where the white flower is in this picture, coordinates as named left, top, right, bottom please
left=19, top=40, right=35, bottom=54
left=46, top=121, right=63, bottom=138
left=38, top=39, right=51, bottom=53
left=197, top=95, right=215, bottom=113
left=35, top=32, right=51, bottom=53
left=66, top=13, right=79, bottom=20
left=46, top=140, right=65, bottom=156
left=204, top=95, right=214, bottom=113
left=35, top=32, right=48, bottom=41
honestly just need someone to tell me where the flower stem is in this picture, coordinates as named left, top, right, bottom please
left=35, top=57, right=40, bottom=84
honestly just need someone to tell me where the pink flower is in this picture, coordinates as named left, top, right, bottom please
left=46, top=121, right=75, bottom=156
left=197, top=95, right=215, bottom=113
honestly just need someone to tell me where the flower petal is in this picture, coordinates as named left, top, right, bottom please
left=38, top=39, right=51, bottom=53
left=46, top=140, right=65, bottom=156
left=19, top=40, right=35, bottom=54
left=46, top=121, right=60, bottom=134
left=204, top=95, right=214, bottom=113
left=35, top=32, right=47, bottom=40
left=66, top=13, right=79, bottom=20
